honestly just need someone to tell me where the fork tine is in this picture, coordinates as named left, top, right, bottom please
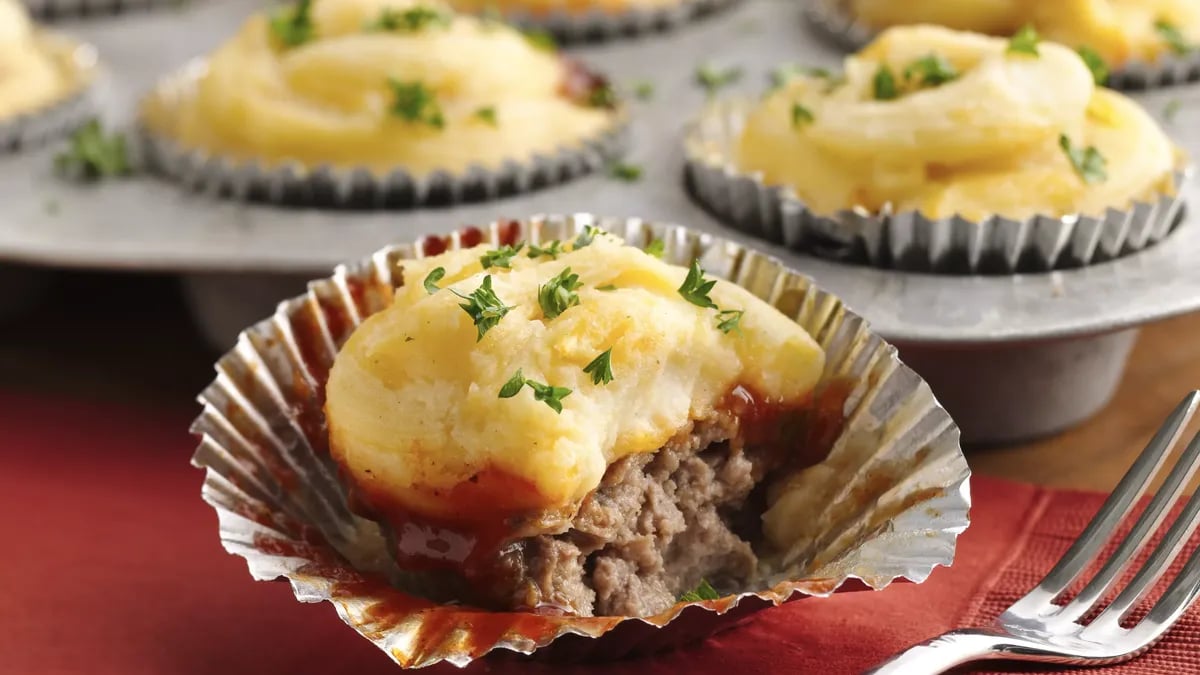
left=1086, top=467, right=1200, bottom=635
left=1008, top=392, right=1199, bottom=615
left=1056, top=427, right=1200, bottom=623
left=1116, top=502, right=1200, bottom=650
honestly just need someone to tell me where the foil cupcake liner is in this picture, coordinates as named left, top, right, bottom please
left=494, top=0, right=739, bottom=43
left=685, top=98, right=1190, bottom=274
left=138, top=61, right=629, bottom=208
left=803, top=0, right=1200, bottom=90
left=22, top=0, right=185, bottom=20
left=191, top=213, right=971, bottom=668
left=0, top=34, right=98, bottom=154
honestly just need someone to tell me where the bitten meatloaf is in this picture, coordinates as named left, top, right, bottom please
left=324, top=229, right=828, bottom=616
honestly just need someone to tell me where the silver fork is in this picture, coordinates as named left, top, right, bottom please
left=866, top=391, right=1200, bottom=674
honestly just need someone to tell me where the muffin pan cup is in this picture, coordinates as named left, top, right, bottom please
left=190, top=213, right=971, bottom=668
left=138, top=61, right=629, bottom=209
left=494, top=0, right=739, bottom=42
left=685, top=98, right=1190, bottom=274
left=0, top=35, right=99, bottom=154
left=803, top=0, right=1200, bottom=91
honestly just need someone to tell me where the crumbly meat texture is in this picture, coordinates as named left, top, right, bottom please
left=494, top=411, right=780, bottom=617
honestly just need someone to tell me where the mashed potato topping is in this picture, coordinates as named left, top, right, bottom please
left=0, top=0, right=81, bottom=120
left=850, top=0, right=1200, bottom=68
left=737, top=25, right=1178, bottom=221
left=140, top=0, right=616, bottom=175
left=325, top=233, right=825, bottom=531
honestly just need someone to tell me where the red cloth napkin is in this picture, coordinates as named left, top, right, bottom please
left=4, top=389, right=1199, bottom=675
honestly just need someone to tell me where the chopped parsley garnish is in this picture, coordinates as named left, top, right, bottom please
left=479, top=243, right=524, bottom=270
left=596, top=284, right=617, bottom=291
left=633, top=81, right=654, bottom=100
left=498, top=369, right=527, bottom=398
left=388, top=79, right=445, bottom=129
left=677, top=260, right=718, bottom=309
left=270, top=0, right=314, bottom=47
left=1008, top=24, right=1040, bottom=56
left=1155, top=19, right=1193, bottom=54
left=538, top=267, right=583, bottom=320
left=55, top=120, right=131, bottom=181
left=1164, top=99, right=1183, bottom=123
left=422, top=267, right=445, bottom=294
left=587, top=83, right=618, bottom=109
left=572, top=225, right=602, bottom=249
left=903, top=54, right=958, bottom=87
left=523, top=28, right=557, bottom=52
left=528, top=240, right=564, bottom=260
left=695, top=64, right=742, bottom=97
left=1059, top=134, right=1107, bottom=184
left=582, top=348, right=614, bottom=385
left=791, top=102, right=814, bottom=128
left=716, top=309, right=744, bottom=334
left=645, top=239, right=665, bottom=258
left=366, top=5, right=451, bottom=32
left=451, top=275, right=513, bottom=341
left=473, top=106, right=498, bottom=126
left=609, top=162, right=642, bottom=182
left=1077, top=46, right=1109, bottom=85
left=678, top=579, right=720, bottom=602
left=499, top=370, right=572, bottom=413
left=872, top=65, right=898, bottom=100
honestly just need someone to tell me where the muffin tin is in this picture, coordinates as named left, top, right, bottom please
left=2, top=0, right=1200, bottom=443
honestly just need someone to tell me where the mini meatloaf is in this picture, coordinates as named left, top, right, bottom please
left=324, top=230, right=827, bottom=617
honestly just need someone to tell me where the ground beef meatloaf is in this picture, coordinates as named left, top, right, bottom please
left=496, top=410, right=782, bottom=617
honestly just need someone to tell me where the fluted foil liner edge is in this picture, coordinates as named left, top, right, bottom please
left=803, top=0, right=1200, bottom=90
left=22, top=0, right=183, bottom=19
left=0, top=35, right=98, bottom=153
left=190, top=213, right=971, bottom=668
left=496, top=0, right=739, bottom=42
left=685, top=98, right=1190, bottom=274
left=138, top=61, right=629, bottom=208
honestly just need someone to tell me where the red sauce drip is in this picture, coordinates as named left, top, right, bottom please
left=459, top=227, right=484, bottom=248
left=420, top=236, right=448, bottom=256
left=720, top=377, right=854, bottom=472
left=496, top=220, right=522, bottom=247
left=558, top=57, right=613, bottom=108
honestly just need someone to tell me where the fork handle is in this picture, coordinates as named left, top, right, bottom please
left=863, top=629, right=1011, bottom=674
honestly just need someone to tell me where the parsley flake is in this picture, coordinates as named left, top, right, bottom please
left=587, top=83, right=618, bottom=109
left=677, top=260, right=718, bottom=309
left=538, top=267, right=583, bottom=320
left=1155, top=19, right=1193, bottom=55
left=423, top=267, right=445, bottom=294
left=583, top=348, right=614, bottom=385
left=645, top=239, right=665, bottom=258
left=1059, top=134, right=1107, bottom=184
left=479, top=243, right=524, bottom=270
left=716, top=309, right=744, bottom=335
left=696, top=64, right=742, bottom=97
left=872, top=65, right=898, bottom=100
left=1164, top=99, right=1183, bottom=123
left=633, top=80, right=654, bottom=100
left=1008, top=25, right=1040, bottom=56
left=498, top=369, right=526, bottom=398
left=473, top=106, right=498, bottom=126
left=572, top=224, right=602, bottom=249
left=523, top=28, right=557, bottom=52
left=596, top=284, right=617, bottom=291
left=388, top=79, right=445, bottom=129
left=791, top=102, right=814, bottom=128
left=55, top=120, right=131, bottom=181
left=270, top=0, right=315, bottom=47
left=1077, top=46, right=1109, bottom=85
left=609, top=162, right=642, bottom=182
left=528, top=240, right=564, bottom=260
left=366, top=5, right=450, bottom=32
left=526, top=379, right=572, bottom=413
left=451, top=275, right=513, bottom=341
left=678, top=579, right=720, bottom=602
left=903, top=53, right=958, bottom=87
left=770, top=65, right=844, bottom=93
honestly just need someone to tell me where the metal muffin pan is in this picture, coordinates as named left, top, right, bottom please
left=2, top=0, right=1200, bottom=443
